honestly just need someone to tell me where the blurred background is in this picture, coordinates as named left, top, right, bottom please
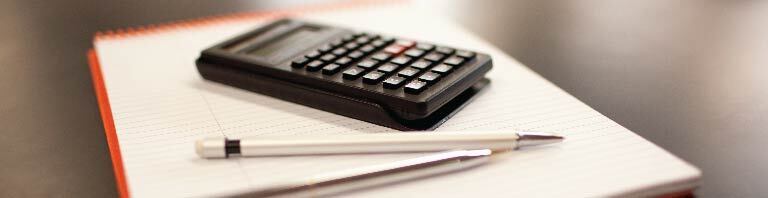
left=1, top=0, right=766, bottom=197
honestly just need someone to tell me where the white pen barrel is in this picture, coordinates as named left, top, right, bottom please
left=237, top=132, right=519, bottom=156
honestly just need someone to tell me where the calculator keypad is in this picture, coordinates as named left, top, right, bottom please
left=291, top=32, right=478, bottom=96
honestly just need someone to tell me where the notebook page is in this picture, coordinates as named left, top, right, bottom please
left=94, top=2, right=700, bottom=197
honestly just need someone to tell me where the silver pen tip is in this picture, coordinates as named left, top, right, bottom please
left=516, top=131, right=564, bottom=148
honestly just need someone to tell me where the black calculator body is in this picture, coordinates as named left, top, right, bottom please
left=196, top=19, right=492, bottom=130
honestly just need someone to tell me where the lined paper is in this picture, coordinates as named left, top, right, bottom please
left=94, top=3, right=700, bottom=197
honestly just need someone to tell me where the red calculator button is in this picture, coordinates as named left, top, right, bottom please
left=395, top=40, right=416, bottom=48
left=384, top=45, right=407, bottom=54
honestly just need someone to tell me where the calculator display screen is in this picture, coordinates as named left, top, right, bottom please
left=247, top=27, right=319, bottom=62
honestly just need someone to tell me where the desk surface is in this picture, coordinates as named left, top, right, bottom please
left=1, top=1, right=765, bottom=197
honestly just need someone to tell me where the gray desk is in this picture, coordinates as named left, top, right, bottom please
left=1, top=0, right=765, bottom=197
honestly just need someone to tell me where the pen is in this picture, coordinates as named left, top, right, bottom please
left=230, top=149, right=494, bottom=197
left=196, top=131, right=563, bottom=158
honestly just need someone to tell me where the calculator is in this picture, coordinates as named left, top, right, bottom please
left=196, top=19, right=492, bottom=130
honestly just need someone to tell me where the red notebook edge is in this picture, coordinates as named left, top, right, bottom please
left=86, top=1, right=401, bottom=197
left=88, top=49, right=129, bottom=198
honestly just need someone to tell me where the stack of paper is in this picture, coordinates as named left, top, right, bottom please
left=89, top=1, right=700, bottom=197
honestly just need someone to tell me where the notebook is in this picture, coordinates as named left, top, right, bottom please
left=88, top=1, right=701, bottom=197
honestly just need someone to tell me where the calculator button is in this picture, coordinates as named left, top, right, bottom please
left=291, top=57, right=310, bottom=68
left=367, top=34, right=381, bottom=40
left=404, top=49, right=425, bottom=58
left=415, top=43, right=435, bottom=51
left=443, top=56, right=465, bottom=66
left=355, top=37, right=371, bottom=44
left=330, top=39, right=344, bottom=47
left=371, top=40, right=387, bottom=48
left=335, top=57, right=353, bottom=66
left=395, top=40, right=416, bottom=48
left=342, top=34, right=356, bottom=42
left=322, top=64, right=342, bottom=75
left=343, top=42, right=359, bottom=50
left=397, top=67, right=420, bottom=78
left=306, top=60, right=325, bottom=72
left=380, top=37, right=395, bottom=43
left=423, top=53, right=445, bottom=62
left=384, top=45, right=407, bottom=54
left=320, top=54, right=336, bottom=62
left=431, top=64, right=453, bottom=74
left=305, top=51, right=321, bottom=59
left=455, top=50, right=476, bottom=59
left=410, top=60, right=432, bottom=69
left=390, top=56, right=412, bottom=66
left=347, top=51, right=364, bottom=60
left=318, top=44, right=334, bottom=53
left=357, top=59, right=378, bottom=69
left=418, top=72, right=441, bottom=84
left=360, top=45, right=376, bottom=54
left=362, top=71, right=386, bottom=84
left=371, top=52, right=392, bottom=61
left=404, top=81, right=428, bottom=94
left=332, top=48, right=347, bottom=56
left=377, top=63, right=399, bottom=73
left=383, top=76, right=407, bottom=89
left=342, top=67, right=365, bottom=79
left=435, top=46, right=455, bottom=55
